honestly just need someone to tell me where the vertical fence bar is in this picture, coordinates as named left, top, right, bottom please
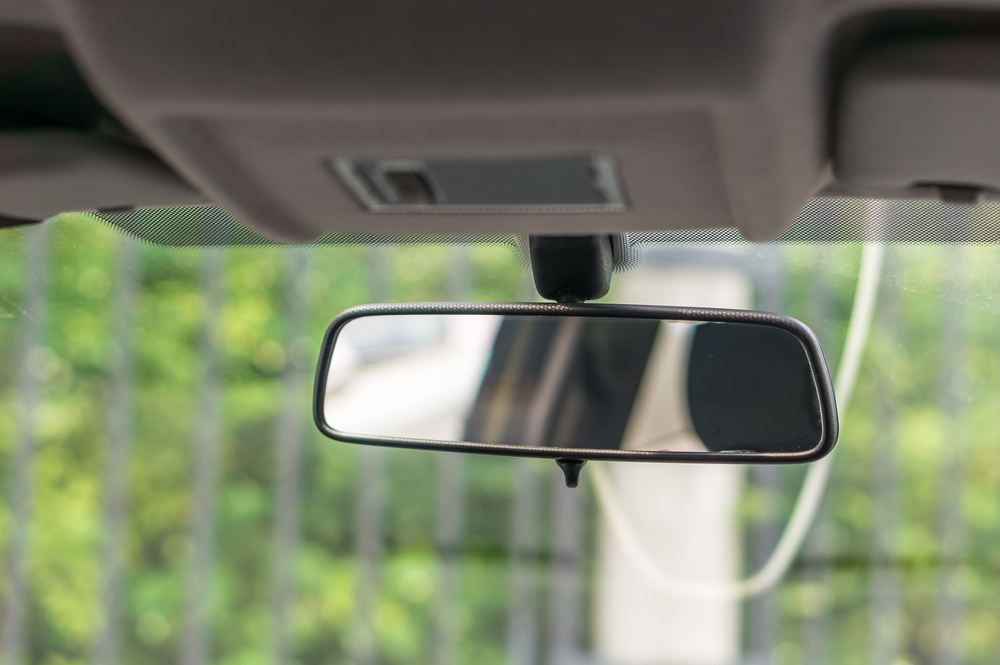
left=351, top=247, right=390, bottom=665
left=508, top=269, right=543, bottom=663
left=745, top=246, right=783, bottom=664
left=801, top=245, right=832, bottom=665
left=870, top=261, right=900, bottom=665
left=745, top=465, right=780, bottom=663
left=352, top=447, right=385, bottom=665
left=94, top=236, right=139, bottom=665
left=507, top=458, right=542, bottom=665
left=508, top=267, right=544, bottom=665
left=936, top=244, right=965, bottom=665
left=445, top=245, right=471, bottom=304
left=547, top=467, right=582, bottom=665
left=1, top=224, right=50, bottom=665
left=180, top=248, right=224, bottom=665
left=270, top=247, right=309, bottom=665
left=432, top=453, right=464, bottom=665
left=432, top=246, right=470, bottom=665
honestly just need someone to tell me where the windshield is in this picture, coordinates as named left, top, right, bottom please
left=0, top=212, right=994, bottom=665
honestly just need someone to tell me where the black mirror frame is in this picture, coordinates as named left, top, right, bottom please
left=313, top=302, right=839, bottom=464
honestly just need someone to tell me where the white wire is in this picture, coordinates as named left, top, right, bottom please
left=590, top=244, right=885, bottom=601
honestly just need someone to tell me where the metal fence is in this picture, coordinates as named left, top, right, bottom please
left=0, top=217, right=996, bottom=664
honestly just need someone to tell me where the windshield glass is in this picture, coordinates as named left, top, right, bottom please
left=0, top=212, right=995, bottom=665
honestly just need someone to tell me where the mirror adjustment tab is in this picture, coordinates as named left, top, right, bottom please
left=556, top=459, right=587, bottom=488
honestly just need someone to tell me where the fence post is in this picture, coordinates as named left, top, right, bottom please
left=351, top=247, right=390, bottom=665
left=180, top=248, right=224, bottom=665
left=432, top=452, right=464, bottom=665
left=94, top=236, right=139, bottom=665
left=270, top=246, right=309, bottom=665
left=745, top=245, right=783, bottom=665
left=547, top=466, right=582, bottom=665
left=802, top=246, right=833, bottom=665
left=936, top=244, right=966, bottom=665
left=870, top=254, right=901, bottom=665
left=507, top=458, right=543, bottom=665
left=1, top=223, right=50, bottom=665
left=431, top=245, right=470, bottom=665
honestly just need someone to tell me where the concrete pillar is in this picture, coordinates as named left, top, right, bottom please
left=595, top=267, right=750, bottom=665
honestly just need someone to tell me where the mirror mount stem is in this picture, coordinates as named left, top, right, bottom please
left=554, top=288, right=587, bottom=304
left=556, top=458, right=587, bottom=488
left=528, top=235, right=615, bottom=302
left=529, top=235, right=616, bottom=484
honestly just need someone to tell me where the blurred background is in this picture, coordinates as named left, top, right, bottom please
left=1, top=212, right=999, bottom=665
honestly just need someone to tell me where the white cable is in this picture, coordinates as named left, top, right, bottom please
left=590, top=244, right=885, bottom=600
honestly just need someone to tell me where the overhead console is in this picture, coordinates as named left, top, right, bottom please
left=37, top=0, right=1000, bottom=241
left=41, top=0, right=821, bottom=241
left=834, top=10, right=1000, bottom=204
left=0, top=24, right=201, bottom=225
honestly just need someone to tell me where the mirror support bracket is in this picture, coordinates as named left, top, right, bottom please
left=529, top=236, right=613, bottom=484
left=555, top=458, right=587, bottom=488
left=528, top=235, right=614, bottom=302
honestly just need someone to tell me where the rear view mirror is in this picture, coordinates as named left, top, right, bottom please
left=313, top=303, right=838, bottom=465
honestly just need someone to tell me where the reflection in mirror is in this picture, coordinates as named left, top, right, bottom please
left=323, top=315, right=823, bottom=454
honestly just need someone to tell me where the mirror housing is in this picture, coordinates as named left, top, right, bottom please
left=313, top=302, right=838, bottom=464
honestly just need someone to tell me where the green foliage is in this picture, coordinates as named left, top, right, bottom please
left=2, top=214, right=1000, bottom=664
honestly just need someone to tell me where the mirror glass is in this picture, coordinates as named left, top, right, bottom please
left=322, top=314, right=824, bottom=454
